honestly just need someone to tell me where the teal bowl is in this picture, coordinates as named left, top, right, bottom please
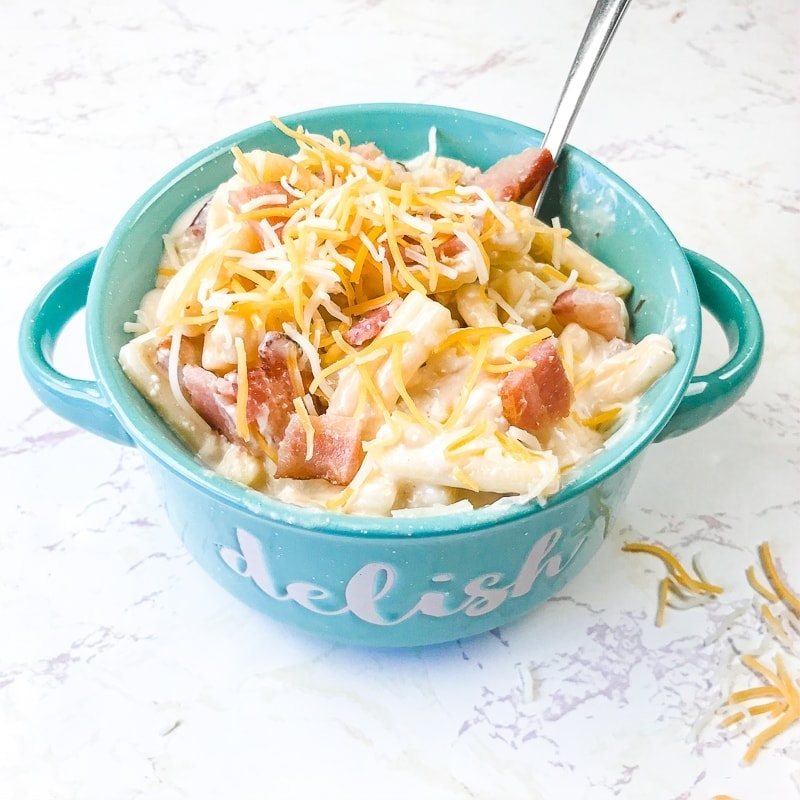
left=19, top=104, right=763, bottom=646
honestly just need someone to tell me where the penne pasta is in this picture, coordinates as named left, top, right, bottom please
left=118, top=120, right=675, bottom=516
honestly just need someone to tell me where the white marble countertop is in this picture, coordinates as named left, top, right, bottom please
left=2, top=0, right=799, bottom=797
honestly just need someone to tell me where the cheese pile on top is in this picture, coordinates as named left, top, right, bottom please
left=120, top=117, right=675, bottom=516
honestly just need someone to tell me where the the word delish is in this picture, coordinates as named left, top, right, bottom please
left=218, top=526, right=587, bottom=626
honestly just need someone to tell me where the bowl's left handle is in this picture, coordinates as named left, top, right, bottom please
left=18, top=249, right=134, bottom=447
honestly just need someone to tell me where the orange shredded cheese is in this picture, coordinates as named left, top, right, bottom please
left=622, top=542, right=724, bottom=625
left=444, top=335, right=491, bottom=430
left=721, top=710, right=746, bottom=728
left=231, top=146, right=261, bottom=185
left=389, top=342, right=436, bottom=432
left=707, top=545, right=800, bottom=765
left=758, top=541, right=800, bottom=617
left=292, top=396, right=315, bottom=460
left=452, top=465, right=479, bottom=492
left=436, top=326, right=507, bottom=355
left=746, top=564, right=780, bottom=603
left=580, top=406, right=622, bottom=430
left=493, top=429, right=544, bottom=463
left=285, top=346, right=305, bottom=400
left=343, top=290, right=399, bottom=317
left=655, top=577, right=671, bottom=627
left=502, top=328, right=554, bottom=358
left=234, top=337, right=250, bottom=441
left=728, top=653, right=800, bottom=765
left=444, top=421, right=488, bottom=456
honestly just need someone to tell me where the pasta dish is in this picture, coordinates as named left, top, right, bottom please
left=119, top=118, right=675, bottom=516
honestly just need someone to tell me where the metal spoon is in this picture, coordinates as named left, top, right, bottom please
left=533, top=0, right=633, bottom=217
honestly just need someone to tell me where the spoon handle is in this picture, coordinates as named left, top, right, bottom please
left=534, top=0, right=632, bottom=215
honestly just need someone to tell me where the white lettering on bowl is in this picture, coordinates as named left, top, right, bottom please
left=218, top=526, right=587, bottom=625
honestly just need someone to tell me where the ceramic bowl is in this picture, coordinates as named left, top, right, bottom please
left=19, top=104, right=763, bottom=646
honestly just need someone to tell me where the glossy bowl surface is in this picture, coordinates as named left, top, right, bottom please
left=20, top=104, right=763, bottom=645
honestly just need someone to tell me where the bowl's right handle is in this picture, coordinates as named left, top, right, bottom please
left=656, top=248, right=764, bottom=441
left=18, top=249, right=134, bottom=447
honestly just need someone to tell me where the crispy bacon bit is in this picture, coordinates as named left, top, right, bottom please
left=343, top=303, right=395, bottom=347
left=186, top=200, right=210, bottom=240
left=228, top=183, right=290, bottom=244
left=228, top=182, right=289, bottom=213
left=435, top=148, right=554, bottom=260
left=436, top=235, right=467, bottom=260
left=499, top=338, right=572, bottom=433
left=156, top=336, right=201, bottom=371
left=242, top=333, right=312, bottom=442
left=275, top=414, right=365, bottom=484
left=552, top=287, right=627, bottom=341
left=476, top=147, right=555, bottom=203
left=181, top=364, right=242, bottom=444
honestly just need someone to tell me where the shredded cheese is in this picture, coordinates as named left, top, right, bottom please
left=758, top=541, right=800, bottom=617
left=622, top=542, right=723, bottom=626
left=722, top=652, right=800, bottom=765
left=746, top=564, right=780, bottom=603
left=680, top=542, right=800, bottom=765
left=444, top=335, right=491, bottom=430
left=580, top=406, right=622, bottom=430
left=452, top=465, right=480, bottom=492
left=231, top=146, right=261, bottom=185
left=233, top=337, right=250, bottom=441
left=445, top=421, right=488, bottom=456
left=293, top=396, right=315, bottom=460
left=390, top=341, right=435, bottom=432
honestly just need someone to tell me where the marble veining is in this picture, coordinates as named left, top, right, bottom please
left=2, top=0, right=799, bottom=797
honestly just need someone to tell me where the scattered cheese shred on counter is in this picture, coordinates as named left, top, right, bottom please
left=718, top=651, right=799, bottom=764
left=746, top=564, right=779, bottom=603
left=710, top=542, right=800, bottom=764
left=621, top=541, right=723, bottom=626
left=626, top=540, right=800, bottom=765
left=653, top=539, right=800, bottom=767
left=758, top=541, right=800, bottom=617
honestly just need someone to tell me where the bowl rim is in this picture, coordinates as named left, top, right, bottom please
left=87, top=102, right=700, bottom=538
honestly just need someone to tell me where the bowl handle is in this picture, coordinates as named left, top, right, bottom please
left=18, top=249, right=134, bottom=447
left=17, top=248, right=762, bottom=448
left=656, top=248, right=764, bottom=441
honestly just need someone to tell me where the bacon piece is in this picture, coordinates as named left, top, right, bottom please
left=239, top=333, right=312, bottom=443
left=351, top=142, right=384, bottom=161
left=228, top=181, right=289, bottom=213
left=275, top=413, right=365, bottom=485
left=343, top=303, right=395, bottom=347
left=436, top=148, right=554, bottom=259
left=186, top=200, right=210, bottom=239
left=435, top=217, right=484, bottom=261
left=228, top=182, right=290, bottom=244
left=476, top=147, right=555, bottom=203
left=552, top=287, right=626, bottom=341
left=500, top=338, right=572, bottom=434
left=436, top=235, right=467, bottom=260
left=181, top=364, right=242, bottom=443
left=156, top=336, right=201, bottom=371
left=179, top=333, right=311, bottom=449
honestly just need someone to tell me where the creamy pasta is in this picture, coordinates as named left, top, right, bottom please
left=119, top=118, right=675, bottom=516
